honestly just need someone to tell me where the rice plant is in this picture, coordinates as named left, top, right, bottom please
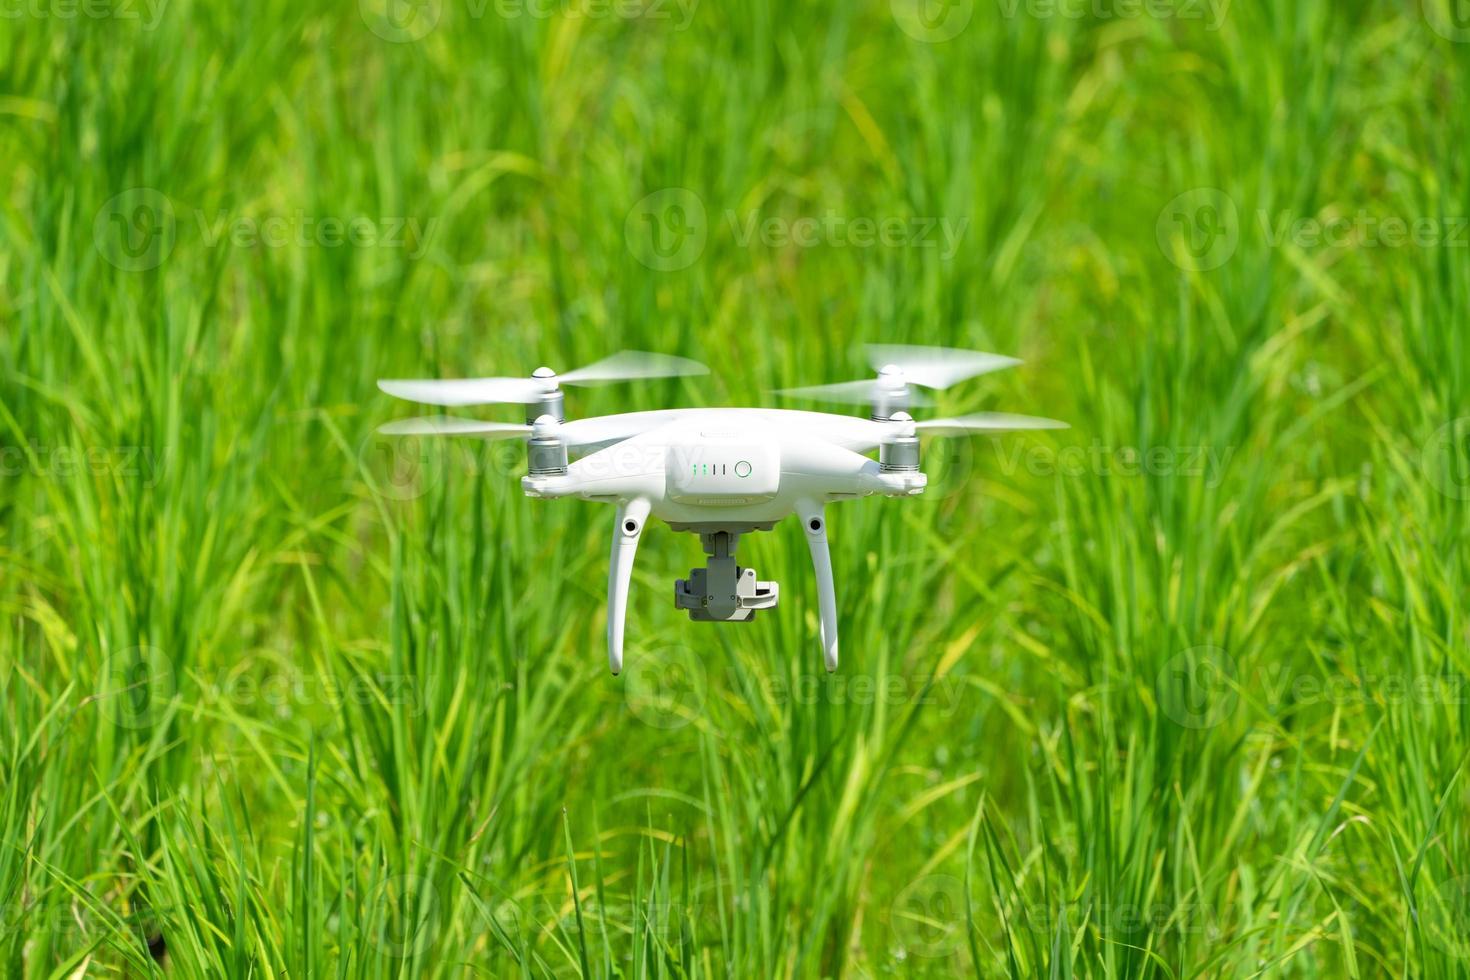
left=1, top=0, right=1468, bottom=975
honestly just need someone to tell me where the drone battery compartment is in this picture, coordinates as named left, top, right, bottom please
left=665, top=441, right=779, bottom=505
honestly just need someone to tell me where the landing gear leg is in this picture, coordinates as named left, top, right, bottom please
left=796, top=501, right=839, bottom=672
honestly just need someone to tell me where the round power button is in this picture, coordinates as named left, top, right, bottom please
left=734, top=460, right=752, bottom=478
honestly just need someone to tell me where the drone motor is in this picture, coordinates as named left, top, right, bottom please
left=526, top=415, right=568, bottom=476
left=879, top=412, right=921, bottom=473
left=523, top=368, right=566, bottom=425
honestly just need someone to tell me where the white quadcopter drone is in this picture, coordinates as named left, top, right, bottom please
left=378, top=346, right=1064, bottom=674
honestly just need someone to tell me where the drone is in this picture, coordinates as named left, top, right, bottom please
left=378, top=345, right=1065, bottom=674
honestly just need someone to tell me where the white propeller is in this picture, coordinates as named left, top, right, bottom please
left=378, top=416, right=533, bottom=438
left=913, top=412, right=1068, bottom=435
left=557, top=351, right=708, bottom=385
left=865, top=345, right=1021, bottom=389
left=378, top=351, right=708, bottom=407
left=377, top=377, right=544, bottom=407
left=774, top=379, right=936, bottom=407
left=378, top=412, right=682, bottom=449
left=775, top=344, right=1020, bottom=405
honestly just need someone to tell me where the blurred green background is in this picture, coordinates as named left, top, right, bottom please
left=3, top=0, right=1470, bottom=975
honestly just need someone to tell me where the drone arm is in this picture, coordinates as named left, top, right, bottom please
left=796, top=500, right=839, bottom=672
left=607, top=497, right=651, bottom=675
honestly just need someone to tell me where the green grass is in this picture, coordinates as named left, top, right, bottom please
left=2, top=0, right=1469, bottom=975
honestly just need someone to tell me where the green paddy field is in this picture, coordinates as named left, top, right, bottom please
left=2, top=0, right=1470, bottom=975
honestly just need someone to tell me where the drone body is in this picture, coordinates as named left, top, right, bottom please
left=378, top=347, right=1064, bottom=674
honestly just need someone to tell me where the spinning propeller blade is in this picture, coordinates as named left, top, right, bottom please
left=558, top=351, right=708, bottom=385
left=378, top=413, right=666, bottom=449
left=913, top=412, right=1069, bottom=435
left=865, top=345, right=1021, bottom=389
left=378, top=350, right=709, bottom=407
left=773, top=379, right=935, bottom=407
left=775, top=344, right=1020, bottom=406
left=376, top=378, right=543, bottom=407
left=377, top=416, right=534, bottom=438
